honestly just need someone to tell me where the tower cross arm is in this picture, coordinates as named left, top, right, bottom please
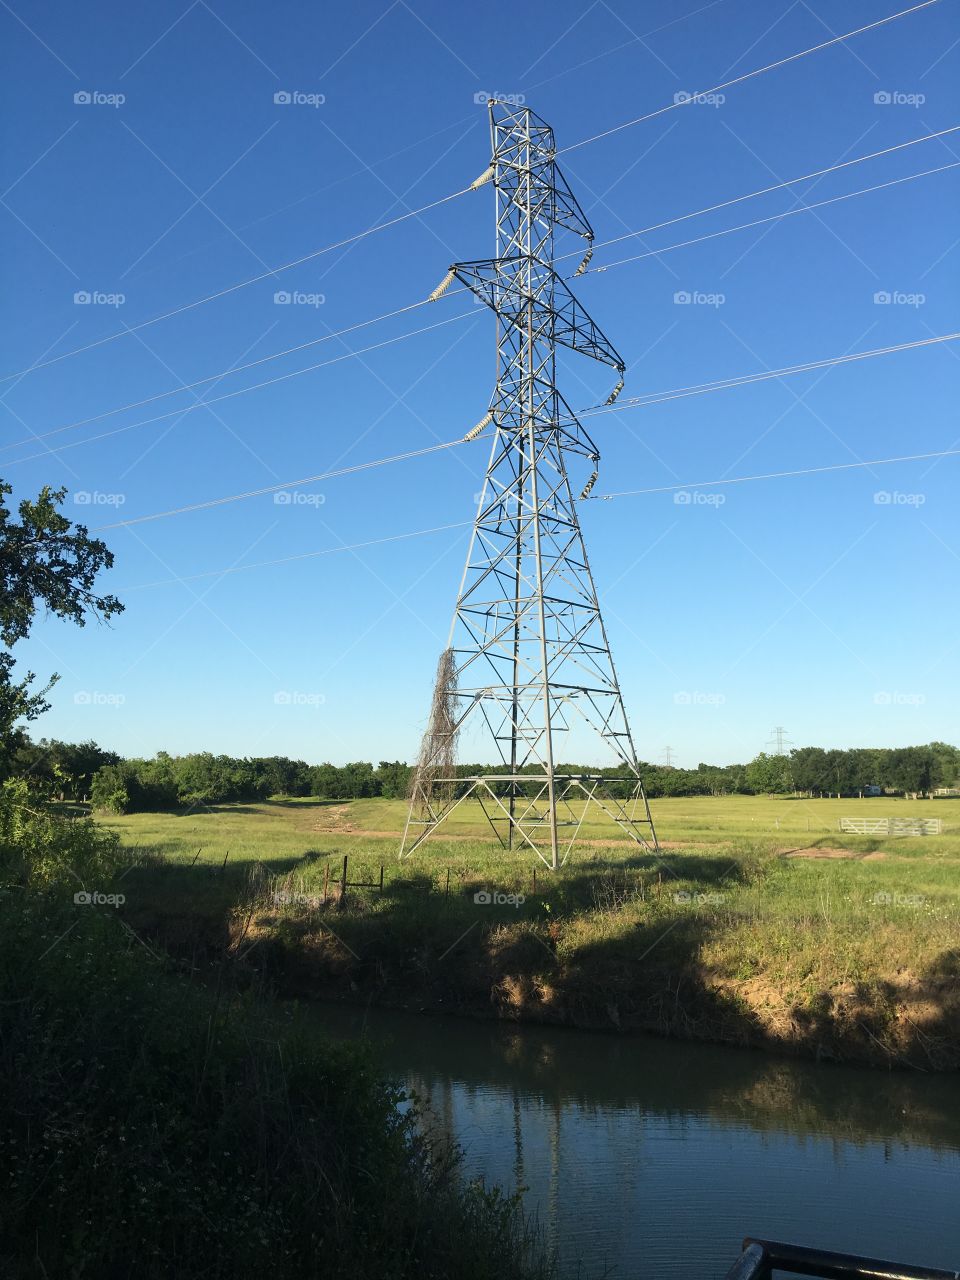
left=450, top=260, right=625, bottom=374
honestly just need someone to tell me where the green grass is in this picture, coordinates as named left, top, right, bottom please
left=99, top=792, right=960, bottom=864
left=96, top=795, right=960, bottom=1070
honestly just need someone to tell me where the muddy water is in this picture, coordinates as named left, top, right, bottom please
left=312, top=1003, right=960, bottom=1278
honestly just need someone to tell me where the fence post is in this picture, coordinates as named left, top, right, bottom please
left=323, top=863, right=329, bottom=905
left=338, top=854, right=348, bottom=912
left=379, top=864, right=384, bottom=893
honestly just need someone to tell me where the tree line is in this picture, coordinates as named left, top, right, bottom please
left=4, top=738, right=957, bottom=813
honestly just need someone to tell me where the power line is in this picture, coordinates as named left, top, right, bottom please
left=0, top=0, right=935, bottom=387
left=118, top=519, right=475, bottom=591
left=12, top=129, right=951, bottom=458
left=90, top=440, right=462, bottom=531
left=10, top=174, right=956, bottom=468
left=0, top=184, right=478, bottom=385
left=583, top=159, right=960, bottom=276
left=560, top=0, right=942, bottom=155
left=557, top=124, right=960, bottom=265
left=3, top=309, right=477, bottom=466
left=113, top=446, right=960, bottom=590
left=582, top=331, right=960, bottom=418
left=48, top=330, right=960, bottom=527
left=0, top=296, right=438, bottom=452
left=587, top=447, right=960, bottom=501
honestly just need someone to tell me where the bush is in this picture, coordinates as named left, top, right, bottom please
left=0, top=778, right=126, bottom=889
left=0, top=896, right=549, bottom=1280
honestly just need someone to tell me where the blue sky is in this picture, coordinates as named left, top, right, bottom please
left=1, top=0, right=958, bottom=768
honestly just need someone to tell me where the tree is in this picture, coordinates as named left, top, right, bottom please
left=886, top=746, right=940, bottom=798
left=745, top=752, right=793, bottom=794
left=376, top=761, right=411, bottom=799
left=0, top=482, right=122, bottom=766
left=790, top=747, right=830, bottom=795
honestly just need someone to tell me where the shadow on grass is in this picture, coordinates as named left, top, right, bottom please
left=112, top=843, right=960, bottom=1074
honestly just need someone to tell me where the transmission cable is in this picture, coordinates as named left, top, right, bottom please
left=115, top=446, right=960, bottom=591
left=559, top=0, right=943, bottom=155
left=0, top=185, right=477, bottom=385
left=91, top=440, right=462, bottom=531
left=556, top=125, right=960, bottom=266
left=0, top=296, right=438, bottom=452
left=580, top=159, right=960, bottom=276
left=86, top=330, right=960, bottom=532
left=587, top=447, right=960, bottom=501
left=4, top=310, right=477, bottom=466
left=0, top=0, right=936, bottom=386
left=11, top=153, right=954, bottom=469
left=582, top=331, right=960, bottom=418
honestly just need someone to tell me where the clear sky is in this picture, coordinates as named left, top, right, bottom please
left=2, top=0, right=958, bottom=768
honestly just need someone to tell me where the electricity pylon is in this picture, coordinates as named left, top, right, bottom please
left=400, top=102, right=658, bottom=870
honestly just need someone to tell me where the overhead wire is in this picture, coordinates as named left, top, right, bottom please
left=581, top=331, right=960, bottom=417
left=9, top=154, right=956, bottom=465
left=558, top=0, right=943, bottom=155
left=88, top=330, right=960, bottom=531
left=587, top=447, right=960, bottom=501
left=91, top=440, right=463, bottom=531
left=0, top=0, right=938, bottom=386
left=0, top=184, right=478, bottom=385
left=581, top=159, right=960, bottom=276
left=0, top=296, right=438, bottom=452
left=555, top=125, right=960, bottom=267
left=115, top=446, right=960, bottom=591
left=4, top=309, right=477, bottom=466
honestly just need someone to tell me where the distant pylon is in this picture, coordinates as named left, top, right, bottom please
left=400, top=102, right=658, bottom=870
left=767, top=726, right=792, bottom=754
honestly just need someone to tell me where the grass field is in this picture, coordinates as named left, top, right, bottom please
left=98, top=794, right=960, bottom=1070
left=100, top=791, right=960, bottom=863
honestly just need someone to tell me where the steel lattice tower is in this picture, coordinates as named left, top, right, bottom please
left=401, top=102, right=658, bottom=870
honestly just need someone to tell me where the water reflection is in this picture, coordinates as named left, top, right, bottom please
left=311, top=1005, right=960, bottom=1277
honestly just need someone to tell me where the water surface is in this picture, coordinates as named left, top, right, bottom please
left=313, top=1003, right=960, bottom=1278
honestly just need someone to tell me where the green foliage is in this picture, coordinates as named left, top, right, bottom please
left=0, top=777, right=126, bottom=889
left=0, top=895, right=550, bottom=1280
left=90, top=754, right=415, bottom=811
left=745, top=752, right=794, bottom=794
left=0, top=481, right=123, bottom=755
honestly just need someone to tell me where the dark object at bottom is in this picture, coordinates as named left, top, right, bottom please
left=722, top=1238, right=960, bottom=1280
